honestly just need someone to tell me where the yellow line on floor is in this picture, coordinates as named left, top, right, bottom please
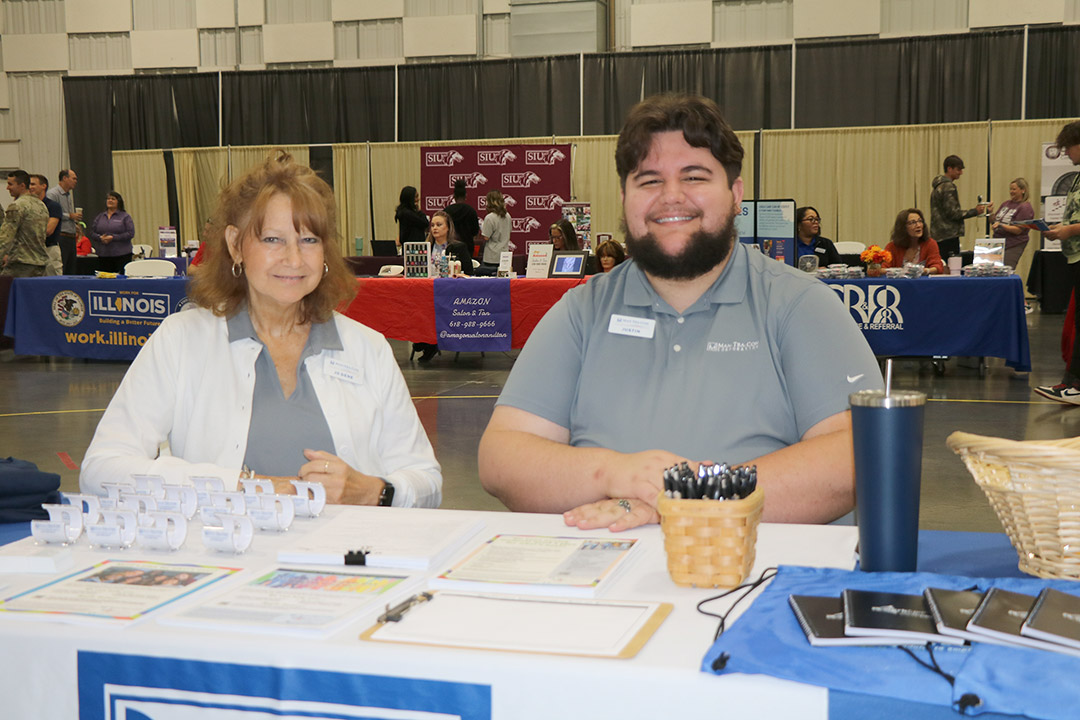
left=0, top=408, right=108, bottom=418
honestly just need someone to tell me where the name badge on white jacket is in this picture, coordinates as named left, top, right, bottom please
left=325, top=358, right=362, bottom=385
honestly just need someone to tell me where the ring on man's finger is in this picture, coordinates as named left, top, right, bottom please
left=616, top=499, right=632, bottom=513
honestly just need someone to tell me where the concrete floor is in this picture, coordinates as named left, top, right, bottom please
left=0, top=306, right=1072, bottom=533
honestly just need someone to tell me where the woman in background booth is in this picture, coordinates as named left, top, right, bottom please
left=885, top=208, right=945, bottom=275
left=549, top=219, right=579, bottom=251
left=80, top=152, right=442, bottom=508
left=595, top=240, right=626, bottom=273
left=795, top=206, right=842, bottom=267
left=394, top=186, right=428, bottom=251
left=991, top=177, right=1035, bottom=270
left=411, top=210, right=473, bottom=363
left=480, top=190, right=512, bottom=271
left=88, top=191, right=135, bottom=273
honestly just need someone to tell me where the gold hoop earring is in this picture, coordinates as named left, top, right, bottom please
left=231, top=262, right=243, bottom=278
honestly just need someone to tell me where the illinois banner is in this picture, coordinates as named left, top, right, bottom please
left=5, top=277, right=188, bottom=361
left=420, top=144, right=572, bottom=253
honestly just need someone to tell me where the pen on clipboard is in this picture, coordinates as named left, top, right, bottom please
left=378, top=592, right=434, bottom=623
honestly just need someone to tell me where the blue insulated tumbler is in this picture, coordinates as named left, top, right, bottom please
left=850, top=389, right=926, bottom=572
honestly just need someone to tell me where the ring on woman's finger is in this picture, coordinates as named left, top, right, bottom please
left=616, top=498, right=632, bottom=513
left=324, top=461, right=329, bottom=473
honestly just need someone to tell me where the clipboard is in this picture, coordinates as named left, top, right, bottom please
left=360, top=591, right=672, bottom=659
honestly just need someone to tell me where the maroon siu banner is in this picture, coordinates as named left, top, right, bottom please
left=420, top=144, right=572, bottom=254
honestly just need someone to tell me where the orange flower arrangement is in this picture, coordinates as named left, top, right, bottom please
left=860, top=245, right=892, bottom=265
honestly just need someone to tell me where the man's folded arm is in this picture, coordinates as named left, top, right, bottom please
left=478, top=405, right=685, bottom=513
left=748, top=409, right=855, bottom=524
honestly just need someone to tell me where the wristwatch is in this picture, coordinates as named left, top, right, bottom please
left=377, top=478, right=395, bottom=507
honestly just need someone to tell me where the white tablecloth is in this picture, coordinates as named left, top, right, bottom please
left=0, top=506, right=858, bottom=719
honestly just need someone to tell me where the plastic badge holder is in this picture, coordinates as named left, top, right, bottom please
left=31, top=504, right=85, bottom=545
left=63, top=493, right=103, bottom=525
left=290, top=480, right=327, bottom=518
left=100, top=481, right=136, bottom=510
left=249, top=494, right=295, bottom=531
left=239, top=478, right=275, bottom=495
left=88, top=509, right=139, bottom=549
left=130, top=474, right=167, bottom=499
left=190, top=476, right=226, bottom=506
left=159, top=484, right=198, bottom=519
left=202, top=514, right=254, bottom=554
left=117, top=493, right=159, bottom=524
left=198, top=491, right=247, bottom=525
left=136, top=511, right=188, bottom=551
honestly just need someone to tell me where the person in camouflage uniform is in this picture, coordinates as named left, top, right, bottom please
left=929, top=155, right=990, bottom=264
left=0, top=169, right=49, bottom=277
left=1034, top=121, right=1080, bottom=404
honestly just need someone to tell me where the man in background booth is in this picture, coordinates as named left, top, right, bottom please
left=444, top=178, right=480, bottom=259
left=0, top=170, right=49, bottom=277
left=46, top=169, right=82, bottom=275
left=30, top=174, right=63, bottom=276
left=930, top=155, right=990, bottom=263
left=478, top=93, right=882, bottom=531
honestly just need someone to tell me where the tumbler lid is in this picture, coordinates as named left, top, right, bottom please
left=849, top=389, right=926, bottom=408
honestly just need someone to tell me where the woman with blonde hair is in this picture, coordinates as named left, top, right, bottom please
left=991, top=177, right=1035, bottom=270
left=480, top=189, right=512, bottom=269
left=81, top=152, right=442, bottom=508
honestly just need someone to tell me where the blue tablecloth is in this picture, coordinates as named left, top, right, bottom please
left=3, top=276, right=188, bottom=361
left=822, top=276, right=1030, bottom=371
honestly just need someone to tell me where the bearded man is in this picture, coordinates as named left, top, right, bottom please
left=478, top=93, right=882, bottom=530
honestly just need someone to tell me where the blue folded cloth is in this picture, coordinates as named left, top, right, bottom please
left=0, top=457, right=62, bottom=522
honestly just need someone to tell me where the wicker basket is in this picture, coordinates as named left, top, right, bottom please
left=656, top=487, right=764, bottom=588
left=947, top=431, right=1080, bottom=579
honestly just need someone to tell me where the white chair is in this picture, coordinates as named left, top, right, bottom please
left=132, top=243, right=154, bottom=260
left=834, top=241, right=866, bottom=255
left=124, top=259, right=177, bottom=277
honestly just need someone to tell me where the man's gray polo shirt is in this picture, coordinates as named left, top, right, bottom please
left=228, top=309, right=340, bottom=476
left=497, top=243, right=882, bottom=465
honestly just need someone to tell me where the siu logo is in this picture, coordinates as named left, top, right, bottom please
left=525, top=148, right=566, bottom=165
left=477, top=149, right=518, bottom=166
left=449, top=172, right=488, bottom=189
left=424, top=150, right=464, bottom=167
left=525, top=194, right=567, bottom=211
left=829, top=284, right=904, bottom=330
left=511, top=216, right=542, bottom=232
left=478, top=194, right=516, bottom=210
left=502, top=172, right=543, bottom=188
left=425, top=194, right=455, bottom=212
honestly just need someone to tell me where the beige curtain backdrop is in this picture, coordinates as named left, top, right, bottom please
left=991, top=119, right=1068, bottom=283
left=174, top=147, right=228, bottom=246
left=332, top=143, right=371, bottom=256
left=116, top=119, right=1065, bottom=285
left=112, top=150, right=169, bottom=254
left=762, top=122, right=989, bottom=254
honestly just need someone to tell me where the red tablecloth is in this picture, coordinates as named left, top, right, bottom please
left=342, top=277, right=586, bottom=347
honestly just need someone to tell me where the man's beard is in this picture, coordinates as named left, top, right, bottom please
left=623, top=213, right=736, bottom=280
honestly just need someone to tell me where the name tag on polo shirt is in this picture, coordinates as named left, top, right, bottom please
left=608, top=314, right=656, bottom=339
left=326, top=358, right=362, bottom=385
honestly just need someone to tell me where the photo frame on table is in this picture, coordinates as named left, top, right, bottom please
left=548, top=252, right=588, bottom=278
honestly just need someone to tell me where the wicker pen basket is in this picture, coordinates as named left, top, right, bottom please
left=656, top=488, right=764, bottom=588
left=947, top=431, right=1080, bottom=579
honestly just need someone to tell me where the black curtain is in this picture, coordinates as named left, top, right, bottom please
left=109, top=74, right=218, bottom=151
left=336, top=66, right=396, bottom=142
left=62, top=77, right=114, bottom=226
left=399, top=56, right=580, bottom=141
left=169, top=74, right=221, bottom=147
left=511, top=56, right=581, bottom=137
left=582, top=53, right=648, bottom=135
left=796, top=29, right=1024, bottom=128
left=223, top=70, right=336, bottom=145
left=640, top=46, right=792, bottom=130
left=1026, top=25, right=1080, bottom=120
